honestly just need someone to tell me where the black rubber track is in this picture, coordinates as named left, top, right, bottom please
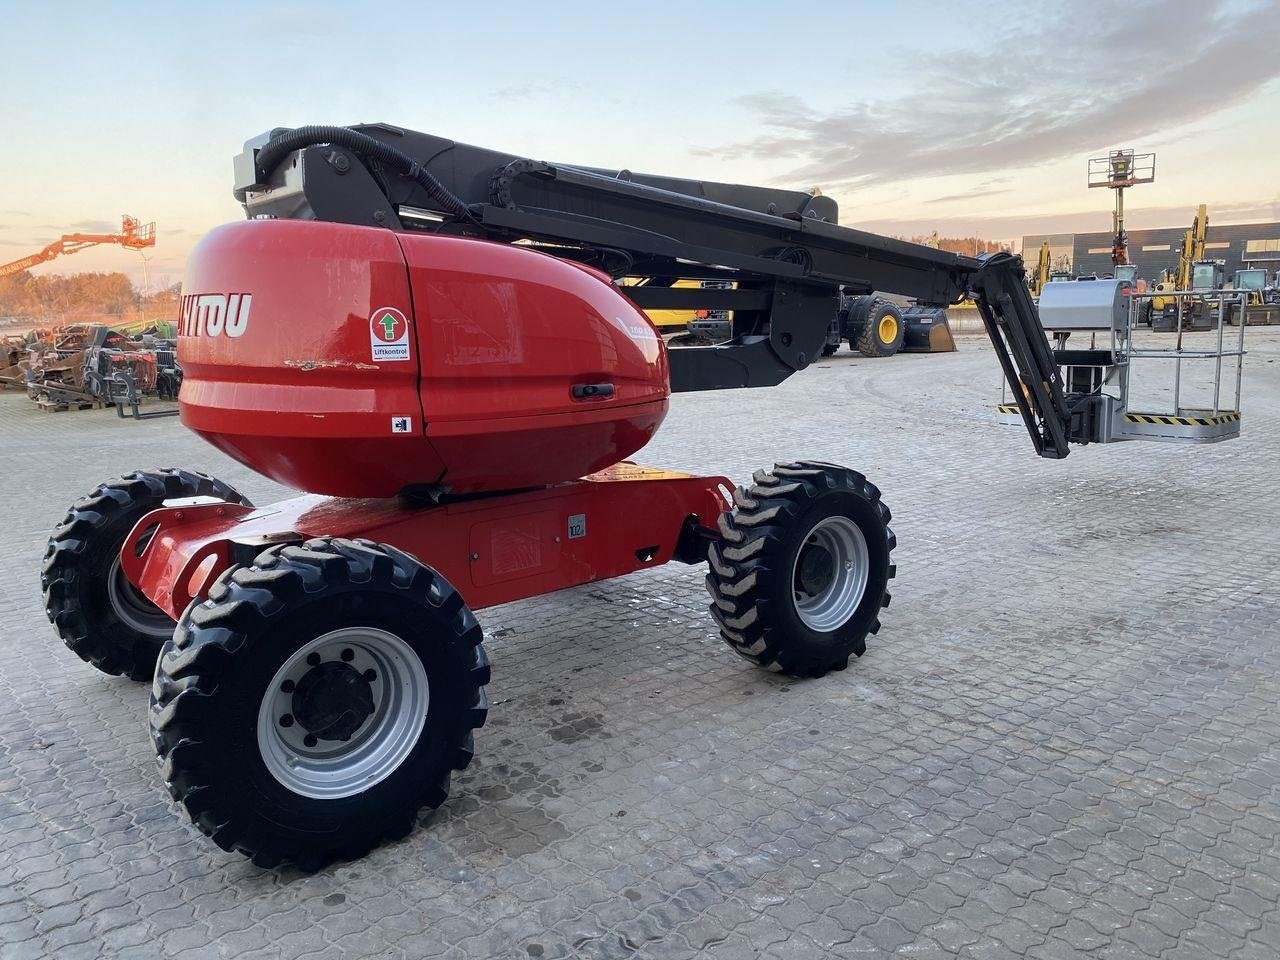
left=706, top=461, right=896, bottom=678
left=855, top=299, right=906, bottom=358
left=149, top=537, right=490, bottom=871
left=42, top=468, right=251, bottom=681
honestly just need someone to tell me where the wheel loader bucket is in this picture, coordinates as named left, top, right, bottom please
left=901, top=307, right=957, bottom=353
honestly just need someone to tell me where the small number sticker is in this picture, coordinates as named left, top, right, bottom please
left=391, top=416, right=413, bottom=434
left=568, top=514, right=586, bottom=539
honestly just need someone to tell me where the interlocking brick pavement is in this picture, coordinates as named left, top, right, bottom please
left=1, top=330, right=1277, bottom=959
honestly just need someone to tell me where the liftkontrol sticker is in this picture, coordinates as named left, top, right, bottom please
left=370, top=307, right=411, bottom=361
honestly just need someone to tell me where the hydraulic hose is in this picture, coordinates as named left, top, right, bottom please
left=254, top=125, right=474, bottom=221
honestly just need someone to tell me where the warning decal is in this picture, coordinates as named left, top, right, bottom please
left=370, top=307, right=411, bottom=361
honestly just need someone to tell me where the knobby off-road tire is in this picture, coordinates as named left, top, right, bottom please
left=150, top=537, right=490, bottom=870
left=855, top=299, right=906, bottom=358
left=42, top=468, right=251, bottom=681
left=706, top=462, right=896, bottom=678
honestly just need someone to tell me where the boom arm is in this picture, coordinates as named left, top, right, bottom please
left=0, top=216, right=156, bottom=279
left=1172, top=204, right=1209, bottom=291
left=1029, top=241, right=1052, bottom=298
left=233, top=124, right=1081, bottom=458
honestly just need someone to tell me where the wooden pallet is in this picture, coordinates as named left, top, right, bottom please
left=35, top=397, right=102, bottom=412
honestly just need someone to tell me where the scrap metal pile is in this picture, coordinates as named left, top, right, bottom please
left=0, top=323, right=181, bottom=411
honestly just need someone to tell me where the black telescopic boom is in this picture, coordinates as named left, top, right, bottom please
left=234, top=124, right=1077, bottom=457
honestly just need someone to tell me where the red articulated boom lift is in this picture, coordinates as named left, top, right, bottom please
left=41, top=124, right=1213, bottom=870
left=0, top=215, right=155, bottom=278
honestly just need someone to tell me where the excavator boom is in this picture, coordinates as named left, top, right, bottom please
left=1173, top=204, right=1209, bottom=291
left=1029, top=240, right=1052, bottom=297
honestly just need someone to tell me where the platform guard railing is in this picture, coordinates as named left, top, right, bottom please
left=1123, top=289, right=1246, bottom=418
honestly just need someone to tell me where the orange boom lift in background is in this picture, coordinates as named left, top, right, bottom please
left=0, top=215, right=155, bottom=278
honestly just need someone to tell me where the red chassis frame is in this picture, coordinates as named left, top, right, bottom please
left=121, top=464, right=732, bottom=620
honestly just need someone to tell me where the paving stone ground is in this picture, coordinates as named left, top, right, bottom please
left=1, top=329, right=1278, bottom=960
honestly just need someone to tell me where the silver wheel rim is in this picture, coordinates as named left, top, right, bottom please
left=107, top=556, right=173, bottom=636
left=791, top=516, right=870, bottom=632
left=256, top=627, right=428, bottom=799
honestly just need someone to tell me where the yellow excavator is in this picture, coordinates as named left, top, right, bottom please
left=1152, top=203, right=1208, bottom=330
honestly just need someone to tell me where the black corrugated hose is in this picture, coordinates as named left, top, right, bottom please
left=254, top=125, right=475, bottom=222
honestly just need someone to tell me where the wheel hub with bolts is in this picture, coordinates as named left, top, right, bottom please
left=791, top=515, right=871, bottom=632
left=288, top=659, right=377, bottom=743
left=257, top=626, right=429, bottom=799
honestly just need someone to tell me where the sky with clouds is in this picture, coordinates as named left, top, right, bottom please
left=2, top=0, right=1277, bottom=288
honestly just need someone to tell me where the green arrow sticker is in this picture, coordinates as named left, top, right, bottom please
left=370, top=306, right=410, bottom=361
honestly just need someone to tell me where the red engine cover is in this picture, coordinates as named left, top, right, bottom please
left=178, top=220, right=669, bottom=497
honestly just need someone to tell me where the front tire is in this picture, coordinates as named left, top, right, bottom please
left=42, top=469, right=251, bottom=680
left=150, top=537, right=490, bottom=870
left=706, top=462, right=895, bottom=678
left=855, top=300, right=906, bottom=357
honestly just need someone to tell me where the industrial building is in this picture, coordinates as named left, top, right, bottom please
left=1024, top=220, right=1280, bottom=282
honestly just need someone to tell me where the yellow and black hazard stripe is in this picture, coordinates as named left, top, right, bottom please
left=996, top=404, right=1021, bottom=415
left=1124, top=412, right=1240, bottom=427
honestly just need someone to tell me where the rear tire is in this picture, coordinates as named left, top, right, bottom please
left=42, top=469, right=251, bottom=681
left=855, top=300, right=906, bottom=357
left=706, top=462, right=895, bottom=678
left=150, top=537, right=490, bottom=871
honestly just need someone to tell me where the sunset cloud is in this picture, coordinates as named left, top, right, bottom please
left=715, top=0, right=1280, bottom=190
